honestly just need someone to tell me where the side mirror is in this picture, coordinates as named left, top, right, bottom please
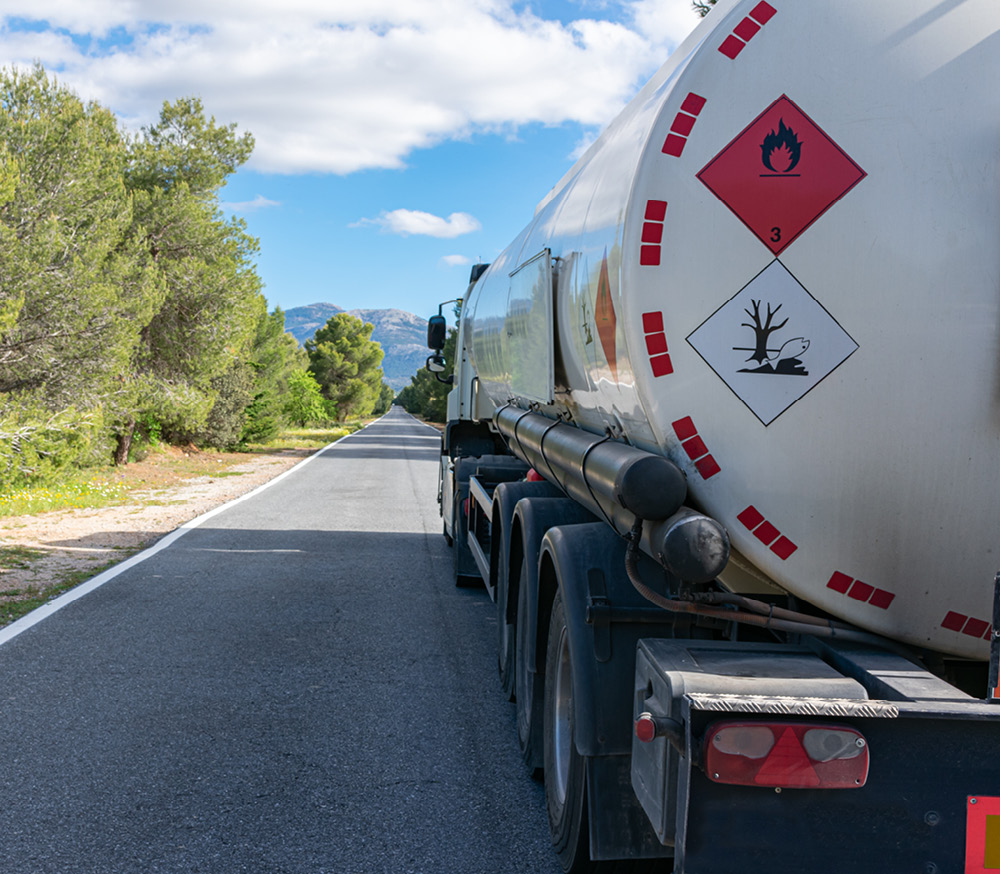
left=427, top=314, right=447, bottom=351
left=426, top=354, right=446, bottom=373
left=425, top=353, right=454, bottom=384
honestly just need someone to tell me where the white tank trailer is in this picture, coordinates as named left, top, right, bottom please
left=425, top=0, right=1000, bottom=871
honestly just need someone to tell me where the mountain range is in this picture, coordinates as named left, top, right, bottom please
left=283, top=304, right=430, bottom=390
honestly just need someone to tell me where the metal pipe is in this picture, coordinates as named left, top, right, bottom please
left=496, top=406, right=687, bottom=521
left=495, top=406, right=729, bottom=583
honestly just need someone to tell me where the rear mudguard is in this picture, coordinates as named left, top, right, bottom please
left=492, top=480, right=563, bottom=613
left=509, top=498, right=597, bottom=674
left=538, top=522, right=679, bottom=756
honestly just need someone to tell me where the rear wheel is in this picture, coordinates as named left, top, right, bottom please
left=543, top=592, right=667, bottom=873
left=544, top=591, right=591, bottom=872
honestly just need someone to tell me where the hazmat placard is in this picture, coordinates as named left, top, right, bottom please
left=697, top=95, right=866, bottom=255
left=686, top=260, right=858, bottom=425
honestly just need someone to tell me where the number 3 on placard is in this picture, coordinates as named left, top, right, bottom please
left=770, top=227, right=781, bottom=243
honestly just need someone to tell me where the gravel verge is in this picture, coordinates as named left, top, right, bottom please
left=0, top=448, right=312, bottom=617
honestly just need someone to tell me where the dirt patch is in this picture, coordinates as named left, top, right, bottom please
left=0, top=447, right=313, bottom=620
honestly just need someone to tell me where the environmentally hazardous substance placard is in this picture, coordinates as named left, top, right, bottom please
left=687, top=261, right=858, bottom=425
left=697, top=95, right=866, bottom=255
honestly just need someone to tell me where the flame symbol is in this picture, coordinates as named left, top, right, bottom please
left=760, top=119, right=802, bottom=173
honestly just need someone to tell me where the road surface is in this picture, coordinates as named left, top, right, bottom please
left=0, top=407, right=561, bottom=873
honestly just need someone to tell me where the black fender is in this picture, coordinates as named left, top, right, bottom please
left=539, top=522, right=678, bottom=757
left=492, top=481, right=564, bottom=617
left=510, top=497, right=596, bottom=674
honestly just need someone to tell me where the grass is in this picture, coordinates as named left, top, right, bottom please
left=248, top=424, right=362, bottom=452
left=0, top=476, right=129, bottom=518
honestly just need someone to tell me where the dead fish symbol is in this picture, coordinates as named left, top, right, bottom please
left=767, top=337, right=809, bottom=363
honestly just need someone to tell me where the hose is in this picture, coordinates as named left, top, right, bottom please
left=623, top=519, right=917, bottom=657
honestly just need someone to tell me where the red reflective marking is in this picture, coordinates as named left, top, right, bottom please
left=868, top=589, right=895, bottom=610
left=671, top=112, right=697, bottom=136
left=966, top=794, right=1000, bottom=873
left=662, top=134, right=687, bottom=157
left=737, top=506, right=765, bottom=530
left=672, top=417, right=698, bottom=442
left=645, top=200, right=668, bottom=221
left=645, top=333, right=668, bottom=356
left=750, top=1, right=777, bottom=24
left=682, top=435, right=709, bottom=460
left=770, top=536, right=797, bottom=560
left=734, top=17, right=761, bottom=41
left=848, top=580, right=875, bottom=602
left=827, top=572, right=853, bottom=594
left=942, top=611, right=968, bottom=632
left=964, top=617, right=990, bottom=638
left=639, top=245, right=661, bottom=266
left=695, top=455, right=720, bottom=479
left=754, top=728, right=820, bottom=788
left=719, top=35, right=745, bottom=59
left=754, top=521, right=780, bottom=545
left=642, top=311, right=664, bottom=333
left=642, top=222, right=664, bottom=244
left=650, top=354, right=674, bottom=378
left=680, top=93, right=707, bottom=116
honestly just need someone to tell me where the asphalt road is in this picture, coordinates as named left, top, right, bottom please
left=0, top=407, right=561, bottom=874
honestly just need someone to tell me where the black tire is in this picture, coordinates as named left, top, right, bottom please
left=542, top=592, right=666, bottom=874
left=497, top=545, right=515, bottom=700
left=516, top=552, right=543, bottom=775
left=544, top=591, right=592, bottom=873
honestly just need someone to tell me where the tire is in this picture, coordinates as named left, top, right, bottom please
left=542, top=592, right=666, bottom=874
left=516, top=552, right=543, bottom=775
left=544, top=591, right=592, bottom=873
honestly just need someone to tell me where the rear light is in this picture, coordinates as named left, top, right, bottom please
left=704, top=721, right=869, bottom=789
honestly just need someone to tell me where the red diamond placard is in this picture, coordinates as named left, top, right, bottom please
left=697, top=95, right=866, bottom=255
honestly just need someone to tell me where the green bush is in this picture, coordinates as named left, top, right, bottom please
left=0, top=397, right=105, bottom=491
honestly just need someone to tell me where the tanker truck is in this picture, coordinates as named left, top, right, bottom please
left=423, top=0, right=1000, bottom=870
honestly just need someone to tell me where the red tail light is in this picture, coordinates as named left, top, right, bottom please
left=704, top=721, right=869, bottom=789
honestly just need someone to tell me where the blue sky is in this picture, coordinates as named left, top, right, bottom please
left=0, top=0, right=702, bottom=325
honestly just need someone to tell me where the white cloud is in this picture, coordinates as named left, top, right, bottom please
left=0, top=0, right=701, bottom=174
left=354, top=209, right=482, bottom=238
left=221, top=194, right=281, bottom=213
left=441, top=254, right=472, bottom=267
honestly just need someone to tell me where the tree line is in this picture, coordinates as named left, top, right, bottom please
left=0, top=65, right=390, bottom=490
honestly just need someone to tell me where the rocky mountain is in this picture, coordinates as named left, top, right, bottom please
left=284, top=304, right=429, bottom=390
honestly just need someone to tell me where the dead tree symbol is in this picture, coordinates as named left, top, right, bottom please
left=742, top=299, right=787, bottom=363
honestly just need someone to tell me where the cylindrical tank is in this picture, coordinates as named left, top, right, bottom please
left=462, top=0, right=1000, bottom=658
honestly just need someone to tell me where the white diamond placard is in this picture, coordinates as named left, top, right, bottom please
left=687, top=261, right=858, bottom=425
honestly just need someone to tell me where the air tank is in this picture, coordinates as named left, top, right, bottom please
left=462, top=0, right=1000, bottom=658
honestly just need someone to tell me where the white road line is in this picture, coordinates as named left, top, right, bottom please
left=0, top=417, right=391, bottom=649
